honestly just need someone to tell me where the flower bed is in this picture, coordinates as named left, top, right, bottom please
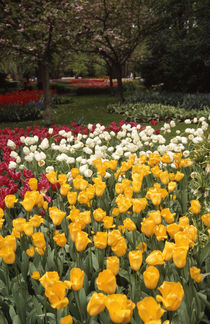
left=0, top=89, right=56, bottom=122
left=0, top=119, right=209, bottom=323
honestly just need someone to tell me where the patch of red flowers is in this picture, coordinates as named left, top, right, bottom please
left=0, top=89, right=56, bottom=107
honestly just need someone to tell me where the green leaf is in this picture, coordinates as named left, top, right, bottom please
left=199, top=242, right=210, bottom=265
left=11, top=315, right=22, bottom=324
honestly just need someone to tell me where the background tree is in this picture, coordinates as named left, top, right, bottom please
left=140, top=0, right=210, bottom=92
left=0, top=0, right=77, bottom=125
left=75, top=0, right=153, bottom=102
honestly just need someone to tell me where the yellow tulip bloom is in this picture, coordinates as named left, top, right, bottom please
left=70, top=267, right=84, bottom=291
left=96, top=269, right=116, bottom=294
left=143, top=266, right=160, bottom=289
left=137, top=297, right=165, bottom=323
left=156, top=281, right=184, bottom=311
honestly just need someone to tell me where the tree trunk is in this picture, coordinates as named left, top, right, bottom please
left=41, top=63, right=52, bottom=126
left=116, top=65, right=124, bottom=103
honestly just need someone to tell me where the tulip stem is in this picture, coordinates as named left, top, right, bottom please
left=74, top=290, right=84, bottom=322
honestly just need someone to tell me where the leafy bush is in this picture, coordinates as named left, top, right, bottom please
left=0, top=103, right=42, bottom=122
left=125, top=91, right=210, bottom=110
left=107, top=102, right=210, bottom=122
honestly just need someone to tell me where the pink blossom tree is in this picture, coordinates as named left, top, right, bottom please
left=74, top=0, right=152, bottom=102
left=0, top=0, right=77, bottom=125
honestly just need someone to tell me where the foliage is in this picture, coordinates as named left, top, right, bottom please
left=139, top=0, right=210, bottom=92
left=0, top=121, right=209, bottom=323
left=107, top=102, right=210, bottom=123
left=125, top=91, right=210, bottom=110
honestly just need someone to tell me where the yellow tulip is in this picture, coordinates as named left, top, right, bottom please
left=112, top=208, right=120, bottom=217
left=174, top=231, right=190, bottom=248
left=58, top=174, right=67, bottom=185
left=103, top=216, right=114, bottom=229
left=201, top=213, right=210, bottom=227
left=128, top=250, right=143, bottom=271
left=0, top=247, right=15, bottom=264
left=161, top=208, right=176, bottom=224
left=4, top=235, right=16, bottom=252
left=75, top=231, right=91, bottom=252
left=5, top=194, right=18, bottom=208
left=45, top=281, right=69, bottom=310
left=29, top=214, right=44, bottom=228
left=132, top=198, right=148, bottom=213
left=77, top=191, right=90, bottom=205
left=95, top=181, right=106, bottom=197
left=79, top=210, right=91, bottom=226
left=68, top=222, right=82, bottom=242
left=46, top=171, right=58, bottom=184
left=173, top=246, right=188, bottom=268
left=136, top=242, right=147, bottom=252
left=189, top=200, right=201, bottom=214
left=32, top=232, right=46, bottom=249
left=149, top=192, right=162, bottom=206
left=20, top=197, right=36, bottom=212
left=93, top=208, right=106, bottom=222
left=67, top=191, right=77, bottom=205
left=67, top=208, right=80, bottom=222
left=105, top=294, right=135, bottom=323
left=70, top=267, right=84, bottom=291
left=146, top=250, right=165, bottom=266
left=26, top=247, right=35, bottom=257
left=175, top=171, right=184, bottom=181
left=96, top=269, right=116, bottom=294
left=108, top=230, right=122, bottom=247
left=49, top=207, right=66, bottom=226
left=137, top=296, right=165, bottom=323
left=168, top=181, right=177, bottom=192
left=116, top=195, right=132, bottom=213
left=154, top=224, right=167, bottom=241
left=167, top=223, right=180, bottom=239
left=93, top=232, right=108, bottom=249
left=123, top=218, right=136, bottom=231
left=162, top=241, right=175, bottom=261
left=141, top=218, right=155, bottom=237
left=28, top=178, right=38, bottom=191
left=106, top=256, right=120, bottom=275
left=87, top=292, right=106, bottom=317
left=143, top=266, right=160, bottom=289
left=159, top=170, right=169, bottom=185
left=190, top=266, right=202, bottom=283
left=151, top=165, right=161, bottom=177
left=60, top=315, right=73, bottom=324
left=12, top=218, right=26, bottom=232
left=39, top=271, right=60, bottom=289
left=31, top=271, right=40, bottom=280
left=0, top=208, right=4, bottom=218
left=111, top=237, right=127, bottom=257
left=60, top=183, right=71, bottom=196
left=71, top=168, right=79, bottom=178
left=53, top=232, right=67, bottom=247
left=161, top=154, right=171, bottom=164
left=148, top=210, right=161, bottom=225
left=23, top=222, right=34, bottom=236
left=156, top=281, right=184, bottom=311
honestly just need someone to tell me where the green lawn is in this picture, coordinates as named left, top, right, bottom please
left=0, top=94, right=124, bottom=129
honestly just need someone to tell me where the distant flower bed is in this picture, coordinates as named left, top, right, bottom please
left=0, top=89, right=56, bottom=106
left=0, top=89, right=57, bottom=122
left=69, top=78, right=117, bottom=88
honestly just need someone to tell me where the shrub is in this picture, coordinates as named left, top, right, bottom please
left=107, top=102, right=210, bottom=123
left=125, top=91, right=210, bottom=110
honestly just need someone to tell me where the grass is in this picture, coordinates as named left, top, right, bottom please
left=0, top=94, right=123, bottom=129
left=0, top=92, right=209, bottom=143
